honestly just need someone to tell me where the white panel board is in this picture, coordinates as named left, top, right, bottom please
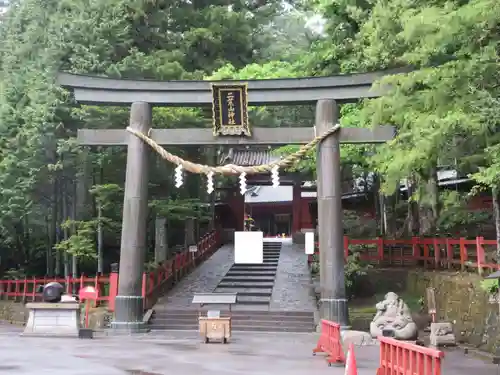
left=305, top=232, right=315, bottom=255
left=234, top=231, right=263, bottom=264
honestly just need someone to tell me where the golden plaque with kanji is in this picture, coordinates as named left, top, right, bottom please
left=211, top=83, right=250, bottom=136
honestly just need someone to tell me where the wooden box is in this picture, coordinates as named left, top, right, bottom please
left=199, top=316, right=231, bottom=343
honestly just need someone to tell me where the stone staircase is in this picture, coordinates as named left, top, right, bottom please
left=149, top=309, right=315, bottom=332
left=148, top=241, right=316, bottom=332
left=212, top=241, right=281, bottom=306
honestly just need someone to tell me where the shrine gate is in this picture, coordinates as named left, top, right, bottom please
left=57, top=70, right=397, bottom=332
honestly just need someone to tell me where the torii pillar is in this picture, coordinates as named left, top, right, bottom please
left=111, top=102, right=151, bottom=332
left=316, top=99, right=348, bottom=328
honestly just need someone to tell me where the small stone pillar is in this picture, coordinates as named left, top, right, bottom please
left=185, top=217, right=196, bottom=246
left=111, top=102, right=151, bottom=333
left=155, top=217, right=168, bottom=263
left=292, top=182, right=304, bottom=243
left=316, top=99, right=349, bottom=328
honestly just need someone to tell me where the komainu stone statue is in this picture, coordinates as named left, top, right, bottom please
left=370, top=292, right=418, bottom=340
left=429, top=322, right=456, bottom=347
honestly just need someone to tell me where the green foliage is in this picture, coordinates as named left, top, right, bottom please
left=480, top=279, right=499, bottom=295
left=54, top=219, right=97, bottom=258
left=0, top=0, right=306, bottom=275
left=311, top=244, right=372, bottom=298
left=1, top=0, right=500, bottom=276
left=149, top=198, right=211, bottom=222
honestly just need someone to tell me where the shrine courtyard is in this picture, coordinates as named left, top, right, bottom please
left=0, top=325, right=495, bottom=375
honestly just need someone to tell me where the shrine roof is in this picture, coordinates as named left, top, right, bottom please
left=219, top=148, right=279, bottom=167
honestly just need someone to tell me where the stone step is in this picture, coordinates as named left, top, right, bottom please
left=152, top=317, right=314, bottom=326
left=214, top=288, right=273, bottom=296
left=228, top=269, right=277, bottom=273
left=221, top=276, right=275, bottom=283
left=225, top=271, right=276, bottom=277
left=154, top=309, right=314, bottom=318
left=216, top=282, right=275, bottom=289
left=149, top=325, right=314, bottom=333
left=216, top=289, right=273, bottom=297
left=232, top=262, right=278, bottom=267
left=152, top=318, right=315, bottom=327
left=236, top=296, right=270, bottom=305
left=229, top=263, right=278, bottom=271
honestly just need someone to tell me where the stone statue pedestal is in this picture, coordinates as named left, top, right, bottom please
left=430, top=322, right=456, bottom=347
left=22, top=302, right=80, bottom=337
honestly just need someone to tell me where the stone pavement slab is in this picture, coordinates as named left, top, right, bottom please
left=0, top=325, right=495, bottom=374
left=270, top=242, right=316, bottom=312
left=155, top=244, right=234, bottom=310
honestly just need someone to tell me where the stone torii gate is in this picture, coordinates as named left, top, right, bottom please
left=57, top=71, right=397, bottom=332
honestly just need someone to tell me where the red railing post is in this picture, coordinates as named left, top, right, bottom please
left=459, top=237, right=467, bottom=271
left=377, top=237, right=384, bottom=265
left=141, top=272, right=147, bottom=309
left=433, top=238, right=440, bottom=269
left=343, top=236, right=349, bottom=259
left=446, top=238, right=452, bottom=269
left=108, top=264, right=119, bottom=312
left=411, top=237, right=419, bottom=266
left=14, top=279, right=20, bottom=302
left=476, top=236, right=485, bottom=276
left=31, top=276, right=36, bottom=301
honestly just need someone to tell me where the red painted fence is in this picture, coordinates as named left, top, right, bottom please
left=377, top=336, right=444, bottom=375
left=313, top=319, right=445, bottom=374
left=0, top=230, right=221, bottom=311
left=309, top=236, right=499, bottom=275
left=313, top=319, right=346, bottom=365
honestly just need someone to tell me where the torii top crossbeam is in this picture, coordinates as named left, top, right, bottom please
left=56, top=68, right=408, bottom=106
left=57, top=70, right=402, bottom=145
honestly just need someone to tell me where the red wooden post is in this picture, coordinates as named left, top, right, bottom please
left=446, top=238, right=452, bottom=269
left=377, top=237, right=384, bottom=265
left=108, top=267, right=119, bottom=312
left=476, top=236, right=485, bottom=275
left=31, top=276, right=36, bottom=301
left=343, top=236, right=349, bottom=258
left=22, top=278, right=27, bottom=301
left=141, top=272, right=147, bottom=309
left=14, top=279, right=20, bottom=302
left=411, top=237, right=419, bottom=266
left=423, top=242, right=430, bottom=268
left=459, top=237, right=467, bottom=271
left=66, top=275, right=71, bottom=294
left=433, top=238, right=440, bottom=269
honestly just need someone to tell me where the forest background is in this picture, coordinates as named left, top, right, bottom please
left=0, top=0, right=498, bottom=278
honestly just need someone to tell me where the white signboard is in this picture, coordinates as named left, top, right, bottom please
left=234, top=231, right=263, bottom=264
left=189, top=245, right=198, bottom=253
left=305, top=232, right=315, bottom=255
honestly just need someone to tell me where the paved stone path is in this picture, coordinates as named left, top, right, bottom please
left=270, top=241, right=316, bottom=312
left=156, top=240, right=316, bottom=312
left=0, top=326, right=495, bottom=374
left=155, top=244, right=234, bottom=310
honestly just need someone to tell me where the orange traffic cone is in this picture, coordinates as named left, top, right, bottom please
left=344, top=343, right=358, bottom=375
